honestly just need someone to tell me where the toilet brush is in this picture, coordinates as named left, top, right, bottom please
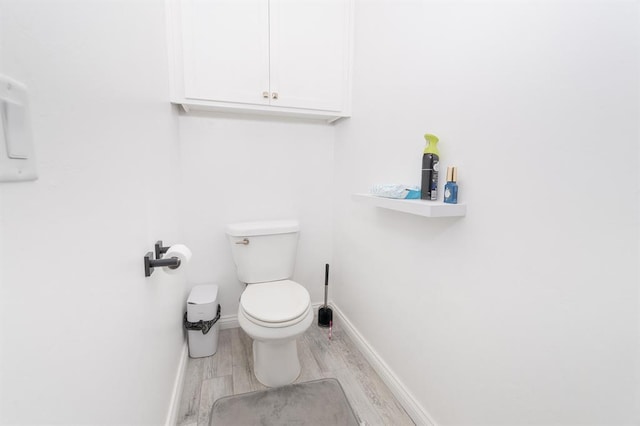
left=318, top=264, right=333, bottom=328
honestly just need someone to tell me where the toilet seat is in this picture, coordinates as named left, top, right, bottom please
left=240, top=280, right=310, bottom=328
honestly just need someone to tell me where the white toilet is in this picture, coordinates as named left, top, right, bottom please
left=226, top=220, right=313, bottom=387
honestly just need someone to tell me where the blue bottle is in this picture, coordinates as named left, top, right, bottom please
left=443, top=166, right=458, bottom=204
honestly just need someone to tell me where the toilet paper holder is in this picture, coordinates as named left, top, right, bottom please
left=155, top=240, right=170, bottom=259
left=144, top=240, right=181, bottom=277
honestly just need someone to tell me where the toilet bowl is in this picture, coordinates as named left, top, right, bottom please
left=226, top=220, right=313, bottom=387
left=237, top=280, right=313, bottom=387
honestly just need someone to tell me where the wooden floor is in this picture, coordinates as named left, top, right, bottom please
left=177, top=314, right=414, bottom=426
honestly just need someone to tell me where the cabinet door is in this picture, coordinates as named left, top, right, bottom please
left=181, top=0, right=270, bottom=105
left=269, top=0, right=349, bottom=112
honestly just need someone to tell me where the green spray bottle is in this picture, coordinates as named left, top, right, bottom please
left=421, top=133, right=440, bottom=201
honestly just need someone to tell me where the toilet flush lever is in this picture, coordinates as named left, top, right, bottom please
left=235, top=238, right=250, bottom=245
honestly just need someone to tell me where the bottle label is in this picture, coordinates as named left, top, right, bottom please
left=421, top=154, right=433, bottom=200
left=430, top=160, right=439, bottom=200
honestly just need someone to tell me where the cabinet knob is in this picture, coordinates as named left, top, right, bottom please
left=262, top=91, right=269, bottom=99
left=271, top=92, right=278, bottom=100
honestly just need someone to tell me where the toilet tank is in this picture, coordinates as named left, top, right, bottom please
left=226, top=220, right=299, bottom=284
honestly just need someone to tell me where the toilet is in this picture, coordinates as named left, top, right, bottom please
left=226, top=220, right=313, bottom=387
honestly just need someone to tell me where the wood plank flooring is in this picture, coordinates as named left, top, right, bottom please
left=177, top=315, right=414, bottom=426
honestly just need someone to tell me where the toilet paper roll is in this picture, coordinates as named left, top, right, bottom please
left=163, top=244, right=192, bottom=275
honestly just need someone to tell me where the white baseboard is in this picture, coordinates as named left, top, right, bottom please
left=331, top=303, right=437, bottom=426
left=312, top=301, right=326, bottom=313
left=219, top=313, right=239, bottom=330
left=165, top=341, right=189, bottom=426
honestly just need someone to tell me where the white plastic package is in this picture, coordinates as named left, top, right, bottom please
left=370, top=184, right=420, bottom=199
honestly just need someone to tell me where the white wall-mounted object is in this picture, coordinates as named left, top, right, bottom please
left=0, top=74, right=37, bottom=182
left=166, top=0, right=353, bottom=123
left=352, top=193, right=467, bottom=218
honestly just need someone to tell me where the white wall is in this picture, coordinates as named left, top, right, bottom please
left=0, top=0, right=186, bottom=424
left=334, top=1, right=639, bottom=425
left=178, top=113, right=334, bottom=315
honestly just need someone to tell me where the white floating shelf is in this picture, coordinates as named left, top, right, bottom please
left=352, top=193, right=466, bottom=218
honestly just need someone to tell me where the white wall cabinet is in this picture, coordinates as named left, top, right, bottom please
left=167, top=0, right=353, bottom=122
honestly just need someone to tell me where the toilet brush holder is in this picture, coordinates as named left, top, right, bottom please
left=318, top=305, right=332, bottom=328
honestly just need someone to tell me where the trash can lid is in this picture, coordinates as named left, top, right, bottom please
left=188, top=284, right=219, bottom=305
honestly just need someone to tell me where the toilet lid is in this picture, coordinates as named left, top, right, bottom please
left=241, top=280, right=310, bottom=323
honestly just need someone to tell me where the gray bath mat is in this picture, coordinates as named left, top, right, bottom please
left=210, top=378, right=360, bottom=426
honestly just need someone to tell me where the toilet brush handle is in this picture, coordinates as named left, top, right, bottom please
left=324, top=264, right=329, bottom=307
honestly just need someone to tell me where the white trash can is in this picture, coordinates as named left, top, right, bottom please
left=184, top=284, right=220, bottom=358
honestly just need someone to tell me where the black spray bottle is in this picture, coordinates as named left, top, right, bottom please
left=421, top=133, right=440, bottom=201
